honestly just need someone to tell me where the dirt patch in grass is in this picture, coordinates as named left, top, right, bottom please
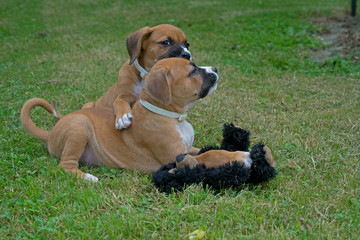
left=310, top=14, right=360, bottom=63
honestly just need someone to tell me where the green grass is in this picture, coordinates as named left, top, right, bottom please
left=1, top=0, right=360, bottom=239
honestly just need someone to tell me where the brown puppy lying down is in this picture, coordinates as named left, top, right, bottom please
left=82, top=24, right=192, bottom=130
left=21, top=58, right=252, bottom=182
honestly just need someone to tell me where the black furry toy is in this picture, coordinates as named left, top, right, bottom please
left=152, top=123, right=277, bottom=193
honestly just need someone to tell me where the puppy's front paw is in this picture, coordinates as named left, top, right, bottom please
left=115, top=113, right=133, bottom=130
left=176, top=154, right=198, bottom=169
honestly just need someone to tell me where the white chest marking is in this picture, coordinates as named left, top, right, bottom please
left=176, top=121, right=194, bottom=152
left=134, top=80, right=144, bottom=99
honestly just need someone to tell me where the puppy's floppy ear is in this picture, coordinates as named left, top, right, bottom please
left=144, top=68, right=172, bottom=106
left=126, top=26, right=152, bottom=65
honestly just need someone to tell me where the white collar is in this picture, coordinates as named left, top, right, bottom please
left=140, top=99, right=187, bottom=121
left=134, top=59, right=148, bottom=78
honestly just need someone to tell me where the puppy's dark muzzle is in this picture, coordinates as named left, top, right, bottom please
left=160, top=44, right=192, bottom=61
left=180, top=51, right=191, bottom=60
left=211, top=67, right=218, bottom=73
left=198, top=67, right=218, bottom=98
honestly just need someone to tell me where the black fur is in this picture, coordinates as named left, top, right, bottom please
left=152, top=161, right=250, bottom=194
left=152, top=162, right=206, bottom=193
left=221, top=123, right=250, bottom=152
left=152, top=123, right=277, bottom=193
left=247, top=143, right=277, bottom=184
left=202, top=161, right=250, bottom=190
left=199, top=123, right=250, bottom=154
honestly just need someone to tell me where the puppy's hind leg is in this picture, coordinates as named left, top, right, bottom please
left=55, top=117, right=99, bottom=182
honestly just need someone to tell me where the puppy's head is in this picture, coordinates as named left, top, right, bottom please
left=140, top=58, right=218, bottom=113
left=126, top=24, right=191, bottom=70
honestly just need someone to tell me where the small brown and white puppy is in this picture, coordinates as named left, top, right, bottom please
left=82, top=24, right=192, bottom=130
left=21, top=58, right=252, bottom=182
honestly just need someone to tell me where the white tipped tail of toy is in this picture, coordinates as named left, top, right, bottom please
left=244, top=152, right=252, bottom=168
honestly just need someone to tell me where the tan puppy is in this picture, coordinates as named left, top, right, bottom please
left=82, top=24, right=191, bottom=130
left=21, top=58, right=252, bottom=182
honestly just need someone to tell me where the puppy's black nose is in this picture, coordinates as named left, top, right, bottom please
left=211, top=67, right=218, bottom=73
left=180, top=51, right=191, bottom=60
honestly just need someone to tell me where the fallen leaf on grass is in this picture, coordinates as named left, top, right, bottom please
left=188, top=229, right=206, bottom=240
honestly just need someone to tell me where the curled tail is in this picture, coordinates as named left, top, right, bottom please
left=20, top=98, right=62, bottom=142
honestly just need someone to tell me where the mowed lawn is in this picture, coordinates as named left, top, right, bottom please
left=1, top=0, right=359, bottom=239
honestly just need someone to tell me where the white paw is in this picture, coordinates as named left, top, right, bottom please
left=84, top=173, right=99, bottom=182
left=115, top=113, right=133, bottom=130
left=244, top=152, right=252, bottom=168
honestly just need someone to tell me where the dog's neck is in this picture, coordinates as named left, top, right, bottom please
left=134, top=59, right=148, bottom=78
left=139, top=99, right=187, bottom=121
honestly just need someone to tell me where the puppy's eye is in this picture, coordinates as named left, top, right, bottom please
left=160, top=40, right=172, bottom=47
left=188, top=66, right=198, bottom=76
